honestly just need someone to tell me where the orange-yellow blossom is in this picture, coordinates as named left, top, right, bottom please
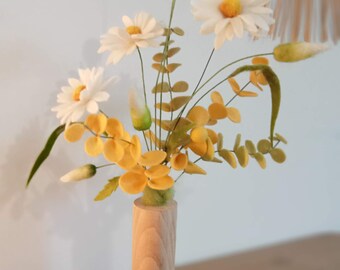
left=250, top=57, right=269, bottom=91
left=119, top=150, right=175, bottom=194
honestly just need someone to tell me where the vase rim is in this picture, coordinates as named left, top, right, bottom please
left=134, top=197, right=177, bottom=211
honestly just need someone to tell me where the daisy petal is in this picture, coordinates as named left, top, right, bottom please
left=231, top=17, right=244, bottom=38
left=122, top=15, right=134, bottom=27
left=94, top=91, right=110, bottom=102
left=86, top=100, right=99, bottom=114
left=99, top=12, right=163, bottom=65
left=52, top=67, right=114, bottom=126
left=192, top=0, right=273, bottom=46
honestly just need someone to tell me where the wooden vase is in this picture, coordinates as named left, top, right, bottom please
left=132, top=198, right=177, bottom=270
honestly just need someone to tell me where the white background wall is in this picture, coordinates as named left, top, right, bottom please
left=1, top=0, right=340, bottom=269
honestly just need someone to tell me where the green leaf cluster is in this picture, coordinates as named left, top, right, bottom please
left=217, top=133, right=287, bottom=170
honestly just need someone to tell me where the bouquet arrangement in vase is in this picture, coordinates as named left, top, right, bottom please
left=27, top=0, right=326, bottom=206
left=25, top=1, right=329, bottom=269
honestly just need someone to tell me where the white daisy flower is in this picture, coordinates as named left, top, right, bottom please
left=191, top=0, right=275, bottom=49
left=51, top=67, right=118, bottom=126
left=98, top=12, right=164, bottom=64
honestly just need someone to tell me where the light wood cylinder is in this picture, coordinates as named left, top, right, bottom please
left=132, top=198, right=177, bottom=270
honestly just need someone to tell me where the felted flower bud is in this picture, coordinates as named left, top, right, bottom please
left=60, top=164, right=96, bottom=182
left=274, top=42, right=327, bottom=62
left=129, top=90, right=152, bottom=131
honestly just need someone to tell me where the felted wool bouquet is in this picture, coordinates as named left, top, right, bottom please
left=26, top=0, right=326, bottom=206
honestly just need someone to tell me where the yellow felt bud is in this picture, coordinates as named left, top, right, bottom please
left=274, top=42, right=327, bottom=63
left=129, top=90, right=152, bottom=131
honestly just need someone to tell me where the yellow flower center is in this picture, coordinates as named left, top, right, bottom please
left=219, top=0, right=242, bottom=18
left=126, top=26, right=142, bottom=35
left=72, top=85, right=86, bottom=101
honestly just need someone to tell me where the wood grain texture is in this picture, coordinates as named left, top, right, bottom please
left=271, top=0, right=340, bottom=44
left=177, top=233, right=340, bottom=270
left=132, top=198, right=177, bottom=270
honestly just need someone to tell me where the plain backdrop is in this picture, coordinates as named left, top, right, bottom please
left=1, top=0, right=340, bottom=269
